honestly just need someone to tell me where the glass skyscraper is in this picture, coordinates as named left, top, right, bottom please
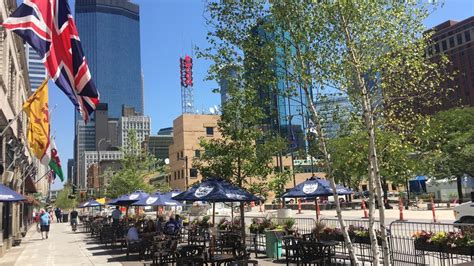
left=75, top=0, right=143, bottom=118
left=25, top=44, right=47, bottom=91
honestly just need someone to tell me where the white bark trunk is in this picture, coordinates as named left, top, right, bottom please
left=305, top=89, right=360, bottom=265
left=338, top=5, right=390, bottom=265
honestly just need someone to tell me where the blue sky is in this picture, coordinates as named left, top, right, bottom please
left=49, top=0, right=474, bottom=189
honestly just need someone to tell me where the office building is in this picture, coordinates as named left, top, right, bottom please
left=168, top=114, right=220, bottom=190
left=249, top=22, right=308, bottom=154
left=0, top=0, right=40, bottom=255
left=75, top=0, right=143, bottom=118
left=428, top=17, right=474, bottom=109
left=167, top=114, right=317, bottom=194
left=25, top=44, right=47, bottom=91
left=143, top=134, right=173, bottom=161
left=75, top=120, right=95, bottom=189
left=83, top=150, right=123, bottom=190
left=315, top=93, right=352, bottom=138
left=119, top=107, right=151, bottom=152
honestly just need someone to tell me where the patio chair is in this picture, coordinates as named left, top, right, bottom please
left=282, top=235, right=299, bottom=266
left=217, top=233, right=241, bottom=254
left=176, top=245, right=205, bottom=266
left=126, top=240, right=145, bottom=260
left=298, top=241, right=328, bottom=266
left=153, top=239, right=178, bottom=265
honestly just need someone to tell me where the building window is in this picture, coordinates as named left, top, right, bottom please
left=174, top=172, right=176, bottom=180
left=177, top=153, right=180, bottom=160
left=206, top=127, right=214, bottom=136
left=449, top=37, right=455, bottom=48
left=194, top=150, right=201, bottom=158
left=457, top=34, right=463, bottom=45
left=391, top=184, right=397, bottom=191
left=190, top=168, right=198, bottom=178
left=434, top=43, right=440, bottom=53
left=465, top=31, right=471, bottom=42
left=441, top=40, right=447, bottom=51
left=181, top=169, right=185, bottom=179
left=178, top=170, right=181, bottom=179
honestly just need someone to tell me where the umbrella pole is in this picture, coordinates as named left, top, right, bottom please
left=315, top=197, right=320, bottom=220
left=231, top=202, right=234, bottom=222
left=212, top=202, right=216, bottom=227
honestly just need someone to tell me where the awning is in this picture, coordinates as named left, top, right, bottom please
left=24, top=176, right=37, bottom=193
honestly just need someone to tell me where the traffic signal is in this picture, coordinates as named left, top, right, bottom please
left=72, top=184, right=77, bottom=194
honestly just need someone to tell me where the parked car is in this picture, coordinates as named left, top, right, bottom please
left=454, top=192, right=474, bottom=224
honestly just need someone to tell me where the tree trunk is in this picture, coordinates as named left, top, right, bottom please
left=336, top=4, right=391, bottom=264
left=304, top=88, right=360, bottom=265
left=278, top=7, right=359, bottom=264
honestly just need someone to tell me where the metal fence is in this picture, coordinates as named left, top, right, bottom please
left=321, top=218, right=474, bottom=266
left=389, top=221, right=474, bottom=266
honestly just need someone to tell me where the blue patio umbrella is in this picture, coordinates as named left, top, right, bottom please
left=107, top=190, right=149, bottom=206
left=172, top=178, right=261, bottom=233
left=281, top=177, right=353, bottom=220
left=281, top=177, right=353, bottom=198
left=172, top=178, right=261, bottom=202
left=78, top=199, right=103, bottom=208
left=132, top=191, right=183, bottom=206
left=0, top=184, right=26, bottom=202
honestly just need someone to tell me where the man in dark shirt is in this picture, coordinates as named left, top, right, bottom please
left=70, top=209, right=79, bottom=227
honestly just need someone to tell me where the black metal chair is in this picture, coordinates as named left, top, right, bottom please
left=176, top=245, right=205, bottom=266
left=282, top=235, right=299, bottom=266
left=153, top=239, right=178, bottom=265
left=298, top=241, right=329, bottom=266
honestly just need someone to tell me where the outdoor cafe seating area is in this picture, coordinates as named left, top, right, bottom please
left=72, top=177, right=360, bottom=265
left=77, top=213, right=357, bottom=266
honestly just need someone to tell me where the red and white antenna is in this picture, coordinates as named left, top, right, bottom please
left=179, top=55, right=194, bottom=114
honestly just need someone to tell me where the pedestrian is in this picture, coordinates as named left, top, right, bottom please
left=111, top=206, right=122, bottom=226
left=39, top=209, right=51, bottom=239
left=55, top=207, right=61, bottom=223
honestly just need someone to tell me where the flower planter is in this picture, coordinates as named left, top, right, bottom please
left=354, top=236, right=382, bottom=245
left=447, top=246, right=474, bottom=256
left=414, top=239, right=443, bottom=252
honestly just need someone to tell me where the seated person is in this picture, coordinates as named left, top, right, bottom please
left=175, top=215, right=183, bottom=229
left=164, top=217, right=178, bottom=235
left=144, top=220, right=155, bottom=233
left=126, top=223, right=141, bottom=244
left=156, top=217, right=165, bottom=234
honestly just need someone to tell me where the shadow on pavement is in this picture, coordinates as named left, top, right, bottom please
left=92, top=249, right=125, bottom=256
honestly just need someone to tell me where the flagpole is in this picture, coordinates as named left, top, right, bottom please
left=34, top=169, right=53, bottom=184
left=0, top=111, right=23, bottom=137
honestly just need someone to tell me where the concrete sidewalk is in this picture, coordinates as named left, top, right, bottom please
left=0, top=222, right=120, bottom=266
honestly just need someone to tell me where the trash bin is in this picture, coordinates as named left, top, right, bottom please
left=265, top=230, right=284, bottom=259
left=62, top=213, right=69, bottom=223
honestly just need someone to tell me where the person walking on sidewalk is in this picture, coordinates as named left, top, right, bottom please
left=55, top=207, right=62, bottom=223
left=40, top=209, right=51, bottom=239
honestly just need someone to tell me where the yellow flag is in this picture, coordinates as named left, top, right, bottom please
left=23, top=80, right=50, bottom=162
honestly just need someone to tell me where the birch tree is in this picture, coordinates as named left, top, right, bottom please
left=269, top=1, right=452, bottom=265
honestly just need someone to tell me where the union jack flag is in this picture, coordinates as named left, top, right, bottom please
left=3, top=0, right=99, bottom=122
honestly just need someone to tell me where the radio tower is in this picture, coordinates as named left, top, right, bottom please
left=180, top=55, right=194, bottom=114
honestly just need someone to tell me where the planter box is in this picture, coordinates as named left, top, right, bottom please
left=354, top=236, right=382, bottom=245
left=414, top=240, right=443, bottom=252
left=319, top=234, right=345, bottom=242
left=447, top=246, right=474, bottom=256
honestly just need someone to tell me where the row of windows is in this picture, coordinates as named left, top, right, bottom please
left=430, top=30, right=472, bottom=55
left=172, top=168, right=198, bottom=180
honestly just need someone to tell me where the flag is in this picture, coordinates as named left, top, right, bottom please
left=3, top=0, right=99, bottom=122
left=48, top=139, right=64, bottom=182
left=23, top=80, right=50, bottom=162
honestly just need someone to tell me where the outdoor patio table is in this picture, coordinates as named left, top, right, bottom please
left=205, top=253, right=235, bottom=266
